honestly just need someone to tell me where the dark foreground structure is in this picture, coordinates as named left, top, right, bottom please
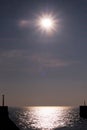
left=80, top=106, right=87, bottom=118
left=0, top=95, right=20, bottom=130
left=0, top=106, right=20, bottom=130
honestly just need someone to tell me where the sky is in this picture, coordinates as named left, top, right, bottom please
left=0, top=0, right=87, bottom=106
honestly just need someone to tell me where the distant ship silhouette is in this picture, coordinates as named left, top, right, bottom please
left=80, top=100, right=87, bottom=118
left=0, top=94, right=20, bottom=130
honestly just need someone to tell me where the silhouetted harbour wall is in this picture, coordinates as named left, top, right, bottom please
left=0, top=106, right=20, bottom=130
left=80, top=106, right=87, bottom=118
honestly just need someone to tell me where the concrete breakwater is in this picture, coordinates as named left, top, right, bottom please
left=0, top=106, right=20, bottom=130
left=0, top=95, right=20, bottom=130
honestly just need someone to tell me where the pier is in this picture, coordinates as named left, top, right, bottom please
left=80, top=100, right=87, bottom=118
left=80, top=106, right=87, bottom=118
left=0, top=95, right=20, bottom=130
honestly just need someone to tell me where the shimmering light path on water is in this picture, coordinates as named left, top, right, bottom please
left=26, top=107, right=67, bottom=129
left=9, top=107, right=80, bottom=130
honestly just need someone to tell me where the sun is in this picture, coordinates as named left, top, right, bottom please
left=36, top=13, right=57, bottom=34
left=40, top=17, right=53, bottom=30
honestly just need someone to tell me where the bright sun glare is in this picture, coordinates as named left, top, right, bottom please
left=40, top=17, right=53, bottom=30
left=36, top=13, right=57, bottom=34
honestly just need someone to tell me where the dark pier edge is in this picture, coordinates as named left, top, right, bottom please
left=0, top=95, right=20, bottom=130
left=0, top=106, right=20, bottom=130
left=80, top=106, right=87, bottom=118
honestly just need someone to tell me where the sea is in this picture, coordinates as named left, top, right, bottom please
left=8, top=106, right=87, bottom=130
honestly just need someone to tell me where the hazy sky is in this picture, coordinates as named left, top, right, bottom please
left=0, top=0, right=87, bottom=106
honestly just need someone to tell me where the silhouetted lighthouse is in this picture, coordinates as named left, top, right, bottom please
left=80, top=100, right=87, bottom=118
left=0, top=94, right=20, bottom=130
left=0, top=94, right=8, bottom=117
left=2, top=94, right=5, bottom=106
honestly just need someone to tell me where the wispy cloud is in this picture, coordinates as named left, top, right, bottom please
left=19, top=19, right=33, bottom=28
left=0, top=49, right=78, bottom=73
left=30, top=53, right=77, bottom=68
left=0, top=50, right=25, bottom=58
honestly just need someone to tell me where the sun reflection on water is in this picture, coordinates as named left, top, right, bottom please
left=26, top=107, right=70, bottom=130
left=16, top=107, right=78, bottom=130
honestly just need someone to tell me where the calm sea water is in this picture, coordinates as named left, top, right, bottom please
left=8, top=107, right=87, bottom=130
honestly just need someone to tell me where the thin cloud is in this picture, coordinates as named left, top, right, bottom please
left=0, top=50, right=25, bottom=58
left=30, top=53, right=78, bottom=69
left=0, top=50, right=79, bottom=73
left=19, top=19, right=34, bottom=28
